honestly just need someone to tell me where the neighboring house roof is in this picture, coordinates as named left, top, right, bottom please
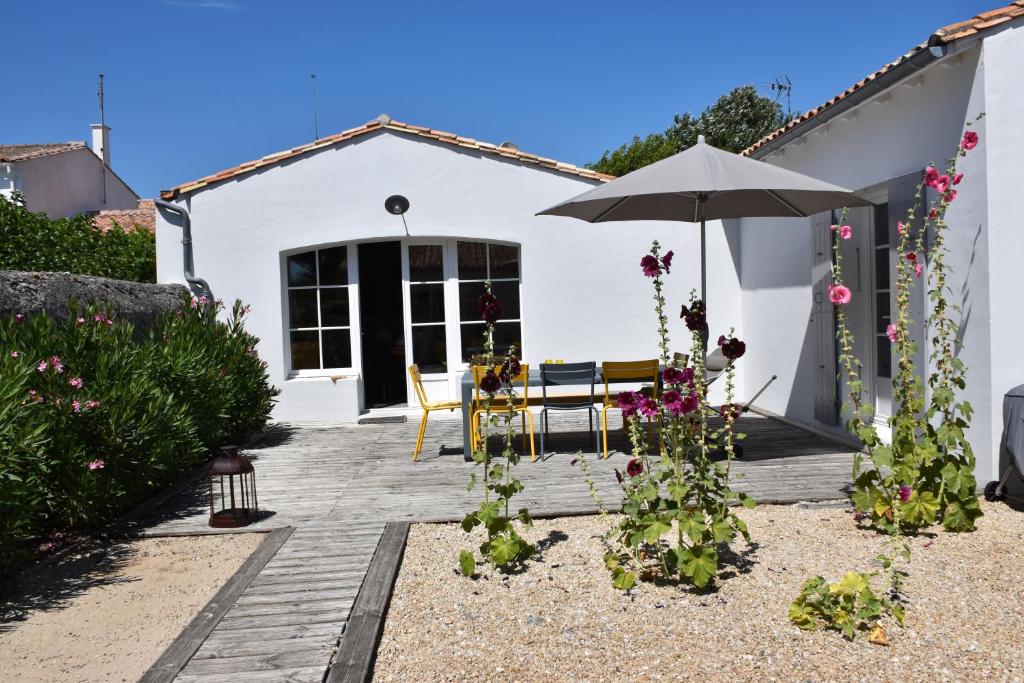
left=92, top=199, right=156, bottom=234
left=0, top=142, right=87, bottom=162
left=742, top=2, right=1024, bottom=157
left=161, top=115, right=613, bottom=199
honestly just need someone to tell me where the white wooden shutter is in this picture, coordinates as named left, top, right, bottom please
left=811, top=210, right=838, bottom=424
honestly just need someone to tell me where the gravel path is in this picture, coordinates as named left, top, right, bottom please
left=0, top=533, right=263, bottom=682
left=375, top=501, right=1023, bottom=682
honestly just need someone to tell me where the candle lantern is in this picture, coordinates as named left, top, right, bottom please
left=208, top=445, right=259, bottom=528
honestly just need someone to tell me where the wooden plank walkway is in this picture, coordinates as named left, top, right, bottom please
left=141, top=412, right=857, bottom=682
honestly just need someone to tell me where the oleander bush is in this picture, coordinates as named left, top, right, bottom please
left=0, top=193, right=155, bottom=282
left=0, top=297, right=277, bottom=576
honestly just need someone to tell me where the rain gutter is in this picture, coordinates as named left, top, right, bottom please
left=153, top=198, right=213, bottom=300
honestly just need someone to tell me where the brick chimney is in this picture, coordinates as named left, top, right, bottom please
left=90, top=123, right=110, bottom=166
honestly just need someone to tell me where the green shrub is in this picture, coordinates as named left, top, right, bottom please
left=0, top=297, right=277, bottom=576
left=0, top=193, right=155, bottom=282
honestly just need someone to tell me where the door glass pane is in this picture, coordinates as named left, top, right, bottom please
left=318, top=246, right=348, bottom=286
left=459, top=281, right=487, bottom=321
left=493, top=321, right=524, bottom=357
left=320, top=287, right=350, bottom=327
left=411, top=283, right=445, bottom=323
left=287, top=252, right=316, bottom=286
left=409, top=245, right=443, bottom=282
left=412, top=325, right=447, bottom=373
left=457, top=241, right=487, bottom=280
left=873, top=204, right=890, bottom=247
left=288, top=289, right=319, bottom=328
left=876, top=336, right=892, bottom=379
left=874, top=249, right=890, bottom=290
left=460, top=324, right=487, bottom=362
left=490, top=281, right=520, bottom=319
left=290, top=330, right=320, bottom=369
left=489, top=244, right=519, bottom=278
left=322, top=329, right=352, bottom=368
left=876, top=292, right=891, bottom=333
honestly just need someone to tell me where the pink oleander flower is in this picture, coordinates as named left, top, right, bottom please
left=93, top=313, right=105, bottom=323
left=50, top=356, right=63, bottom=373
left=886, top=324, right=899, bottom=342
left=71, top=400, right=82, bottom=413
left=76, top=316, right=85, bottom=325
left=69, top=377, right=83, bottom=389
left=915, top=263, right=923, bottom=278
left=10, top=350, right=19, bottom=358
left=899, top=485, right=912, bottom=502
left=961, top=130, right=979, bottom=151
left=838, top=225, right=852, bottom=240
left=197, top=295, right=209, bottom=306
left=36, top=359, right=48, bottom=372
left=638, top=397, right=659, bottom=418
left=14, top=313, right=25, bottom=324
left=640, top=254, right=661, bottom=277
left=39, top=542, right=56, bottom=552
left=924, top=166, right=940, bottom=188
left=87, top=459, right=105, bottom=471
left=944, top=190, right=958, bottom=203
left=661, top=250, right=674, bottom=274
left=85, top=399, right=101, bottom=410
left=953, top=172, right=963, bottom=185
left=828, top=284, right=852, bottom=305
left=626, top=458, right=643, bottom=477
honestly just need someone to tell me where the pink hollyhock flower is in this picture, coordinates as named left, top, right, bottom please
left=680, top=393, right=699, bottom=414
left=905, top=251, right=917, bottom=263
left=838, top=225, right=852, bottom=240
left=638, top=397, right=659, bottom=418
left=944, top=190, right=958, bottom=203
left=961, top=130, right=979, bottom=151
left=50, top=356, right=63, bottom=373
left=830, top=224, right=838, bottom=232
left=662, top=367, right=686, bottom=386
left=828, top=284, right=852, bottom=305
left=626, top=458, right=644, bottom=477
left=661, top=250, right=674, bottom=274
left=929, top=208, right=939, bottom=220
left=85, top=400, right=101, bottom=410
left=69, top=377, right=84, bottom=389
left=617, top=391, right=640, bottom=418
left=36, top=359, right=48, bottom=372
left=899, top=485, right=912, bottom=502
left=953, top=172, right=963, bottom=185
left=719, top=402, right=742, bottom=420
left=923, top=166, right=940, bottom=188
left=662, top=389, right=684, bottom=416
left=886, top=324, right=899, bottom=342
left=71, top=400, right=82, bottom=413
left=897, top=221, right=906, bottom=235
left=936, top=175, right=951, bottom=193
left=640, top=254, right=661, bottom=277
left=87, top=460, right=105, bottom=470
left=915, top=263, right=923, bottom=278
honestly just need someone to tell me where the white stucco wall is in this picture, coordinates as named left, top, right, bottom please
left=156, top=130, right=742, bottom=421
left=16, top=147, right=138, bottom=217
left=740, top=28, right=1023, bottom=483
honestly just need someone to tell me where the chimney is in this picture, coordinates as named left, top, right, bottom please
left=91, top=123, right=110, bottom=166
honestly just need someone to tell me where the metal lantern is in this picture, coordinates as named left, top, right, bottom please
left=208, top=445, right=259, bottom=528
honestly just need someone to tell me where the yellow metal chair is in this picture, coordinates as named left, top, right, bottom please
left=601, top=359, right=660, bottom=459
left=409, top=364, right=462, bottom=462
left=470, top=364, right=536, bottom=462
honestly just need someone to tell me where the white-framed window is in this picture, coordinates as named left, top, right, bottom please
left=285, top=245, right=354, bottom=372
left=455, top=240, right=522, bottom=362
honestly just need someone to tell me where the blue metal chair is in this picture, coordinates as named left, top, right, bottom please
left=539, top=362, right=601, bottom=458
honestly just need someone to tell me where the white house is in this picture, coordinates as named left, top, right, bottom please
left=0, top=124, right=138, bottom=217
left=736, top=3, right=1024, bottom=486
left=156, top=116, right=740, bottom=423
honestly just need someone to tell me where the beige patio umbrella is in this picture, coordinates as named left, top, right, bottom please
left=538, top=135, right=872, bottom=305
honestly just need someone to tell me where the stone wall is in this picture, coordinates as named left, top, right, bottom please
left=0, top=270, right=188, bottom=330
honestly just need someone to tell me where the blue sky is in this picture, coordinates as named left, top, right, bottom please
left=6, top=0, right=997, bottom=198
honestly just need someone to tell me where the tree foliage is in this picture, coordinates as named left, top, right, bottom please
left=0, top=193, right=155, bottom=283
left=590, top=85, right=784, bottom=176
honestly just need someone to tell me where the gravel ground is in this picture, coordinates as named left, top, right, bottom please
left=0, top=533, right=263, bottom=682
left=375, top=501, right=1023, bottom=682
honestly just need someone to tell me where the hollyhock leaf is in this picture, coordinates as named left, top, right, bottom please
left=611, top=568, right=636, bottom=591
left=678, top=511, right=706, bottom=543
left=678, top=545, right=718, bottom=588
left=643, top=519, right=671, bottom=544
left=488, top=535, right=521, bottom=566
left=711, top=518, right=734, bottom=543
left=459, top=549, right=476, bottom=576
left=901, top=490, right=939, bottom=525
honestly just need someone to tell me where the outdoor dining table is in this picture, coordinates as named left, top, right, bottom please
left=458, top=366, right=663, bottom=460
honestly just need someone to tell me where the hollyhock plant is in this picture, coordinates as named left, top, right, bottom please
left=828, top=284, right=852, bottom=305
left=661, top=250, right=674, bottom=274
left=899, top=485, right=912, bottom=503
left=479, top=369, right=501, bottom=394
left=961, top=130, right=978, bottom=151
left=680, top=300, right=707, bottom=332
left=638, top=397, right=659, bottom=419
left=953, top=172, right=963, bottom=185
left=717, top=334, right=746, bottom=361
left=838, top=225, right=852, bottom=240
left=924, top=166, right=940, bottom=187
left=640, top=254, right=661, bottom=277
left=626, top=458, right=644, bottom=477
left=944, top=190, right=957, bottom=203
left=886, top=324, right=899, bottom=343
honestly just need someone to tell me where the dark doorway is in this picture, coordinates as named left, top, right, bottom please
left=358, top=241, right=407, bottom=407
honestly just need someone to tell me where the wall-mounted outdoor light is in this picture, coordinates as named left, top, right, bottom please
left=385, top=194, right=410, bottom=215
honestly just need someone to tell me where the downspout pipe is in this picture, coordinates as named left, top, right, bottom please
left=154, top=198, right=213, bottom=300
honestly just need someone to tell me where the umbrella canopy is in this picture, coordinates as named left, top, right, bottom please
left=538, top=135, right=872, bottom=304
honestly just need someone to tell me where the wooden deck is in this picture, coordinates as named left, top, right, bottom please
left=142, top=411, right=857, bottom=682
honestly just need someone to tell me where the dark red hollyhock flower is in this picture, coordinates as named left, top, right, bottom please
left=480, top=369, right=501, bottom=394
left=661, top=250, right=674, bottom=274
left=479, top=292, right=504, bottom=324
left=641, top=255, right=661, bottom=277
left=499, top=356, right=522, bottom=383
left=614, top=469, right=624, bottom=484
left=719, top=403, right=742, bottom=420
left=680, top=300, right=706, bottom=332
left=626, top=458, right=644, bottom=477
left=717, top=334, right=746, bottom=361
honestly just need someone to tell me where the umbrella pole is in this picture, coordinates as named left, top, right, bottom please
left=700, top=217, right=706, bottom=305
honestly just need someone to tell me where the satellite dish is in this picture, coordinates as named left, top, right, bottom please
left=385, top=195, right=410, bottom=215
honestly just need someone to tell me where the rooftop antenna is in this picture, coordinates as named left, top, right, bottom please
left=310, top=73, right=318, bottom=141
left=766, top=75, right=793, bottom=122
left=97, top=73, right=107, bottom=204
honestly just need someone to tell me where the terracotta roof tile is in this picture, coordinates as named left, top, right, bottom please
left=92, top=199, right=155, bottom=234
left=161, top=117, right=612, bottom=198
left=0, top=142, right=87, bottom=162
left=742, top=2, right=1024, bottom=157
